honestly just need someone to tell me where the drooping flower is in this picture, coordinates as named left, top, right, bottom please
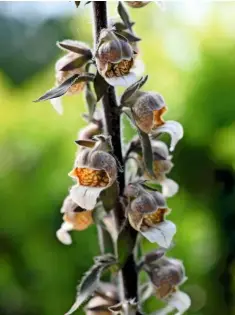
left=148, top=140, right=179, bottom=198
left=144, top=255, right=190, bottom=315
left=69, top=138, right=117, bottom=210
left=125, top=183, right=176, bottom=248
left=125, top=1, right=150, bottom=8
left=51, top=40, right=92, bottom=114
left=85, top=283, right=119, bottom=315
left=56, top=196, right=93, bottom=245
left=131, top=92, right=167, bottom=134
left=95, top=29, right=140, bottom=87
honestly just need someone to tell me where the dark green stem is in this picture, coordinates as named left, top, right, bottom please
left=93, top=0, right=138, bottom=303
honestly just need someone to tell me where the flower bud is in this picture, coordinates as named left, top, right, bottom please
left=132, top=92, right=167, bottom=134
left=125, top=184, right=176, bottom=248
left=56, top=196, right=93, bottom=245
left=69, top=144, right=117, bottom=210
left=96, top=29, right=138, bottom=87
left=125, top=1, right=150, bottom=8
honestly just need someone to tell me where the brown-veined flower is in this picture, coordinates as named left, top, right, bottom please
left=95, top=29, right=142, bottom=87
left=131, top=92, right=167, bottom=134
left=56, top=196, right=93, bottom=245
left=145, top=255, right=190, bottom=315
left=125, top=183, right=176, bottom=248
left=69, top=142, right=117, bottom=210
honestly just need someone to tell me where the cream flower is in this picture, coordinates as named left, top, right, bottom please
left=56, top=196, right=93, bottom=245
left=69, top=146, right=117, bottom=210
left=125, top=183, right=176, bottom=248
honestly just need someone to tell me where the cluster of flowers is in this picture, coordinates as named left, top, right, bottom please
left=84, top=250, right=190, bottom=315
left=36, top=2, right=190, bottom=315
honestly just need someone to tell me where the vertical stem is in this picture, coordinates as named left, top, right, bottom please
left=93, top=0, right=138, bottom=303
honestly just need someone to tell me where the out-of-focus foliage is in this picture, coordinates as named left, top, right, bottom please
left=0, top=2, right=235, bottom=315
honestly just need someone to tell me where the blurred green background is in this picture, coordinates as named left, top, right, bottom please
left=1, top=1, right=235, bottom=315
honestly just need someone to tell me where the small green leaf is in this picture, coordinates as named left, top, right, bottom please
left=100, top=182, right=119, bottom=212
left=85, top=84, right=97, bottom=120
left=94, top=72, right=109, bottom=101
left=140, top=180, right=161, bottom=191
left=120, top=76, right=148, bottom=105
left=138, top=128, right=155, bottom=178
left=57, top=40, right=92, bottom=57
left=117, top=220, right=137, bottom=267
left=97, top=224, right=115, bottom=255
left=117, top=1, right=132, bottom=31
left=112, top=21, right=135, bottom=32
left=60, top=55, right=91, bottom=71
left=75, top=139, right=96, bottom=148
left=34, top=74, right=79, bottom=102
left=123, top=108, right=155, bottom=178
left=116, top=30, right=141, bottom=43
left=34, top=74, right=94, bottom=102
left=65, top=254, right=117, bottom=315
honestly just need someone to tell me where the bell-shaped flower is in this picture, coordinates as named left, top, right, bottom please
left=56, top=196, right=93, bottom=245
left=145, top=255, right=190, bottom=315
left=51, top=40, right=92, bottom=114
left=95, top=29, right=141, bottom=87
left=131, top=92, right=167, bottom=134
left=149, top=140, right=179, bottom=198
left=69, top=139, right=117, bottom=210
left=125, top=183, right=176, bottom=248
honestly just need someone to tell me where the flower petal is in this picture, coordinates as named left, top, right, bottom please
left=133, top=58, right=145, bottom=76
left=56, top=222, right=73, bottom=245
left=161, top=178, right=179, bottom=198
left=70, top=185, right=105, bottom=210
left=141, top=220, right=176, bottom=248
left=167, top=291, right=191, bottom=315
left=105, top=72, right=137, bottom=87
left=153, top=121, right=184, bottom=152
left=50, top=97, right=63, bottom=115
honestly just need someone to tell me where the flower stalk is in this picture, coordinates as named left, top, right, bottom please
left=93, top=1, right=138, bottom=303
